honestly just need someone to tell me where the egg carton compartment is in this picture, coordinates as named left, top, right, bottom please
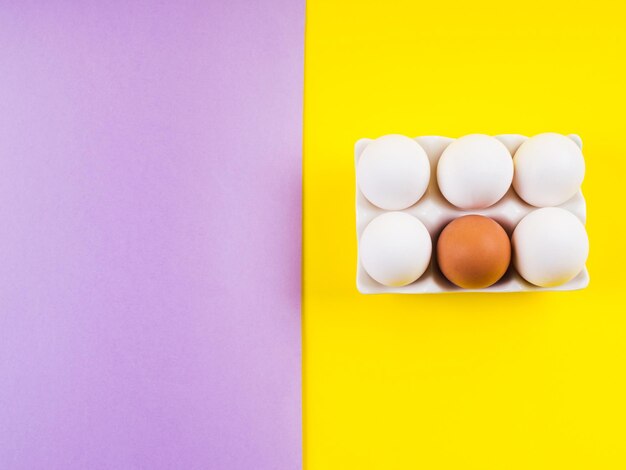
left=355, top=134, right=589, bottom=294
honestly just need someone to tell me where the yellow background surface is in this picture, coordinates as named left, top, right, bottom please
left=303, top=0, right=626, bottom=468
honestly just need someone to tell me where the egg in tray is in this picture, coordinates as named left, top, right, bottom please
left=355, top=133, right=589, bottom=294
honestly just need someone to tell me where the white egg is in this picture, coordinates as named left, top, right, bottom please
left=513, top=133, right=585, bottom=207
left=359, top=212, right=432, bottom=287
left=357, top=135, right=430, bottom=210
left=512, top=207, right=589, bottom=287
left=437, top=134, right=513, bottom=209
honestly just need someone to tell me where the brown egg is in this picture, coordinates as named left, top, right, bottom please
left=436, top=215, right=511, bottom=289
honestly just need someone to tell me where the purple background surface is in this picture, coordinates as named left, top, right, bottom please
left=0, top=1, right=303, bottom=469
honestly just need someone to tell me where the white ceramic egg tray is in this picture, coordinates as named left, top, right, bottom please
left=355, top=134, right=589, bottom=294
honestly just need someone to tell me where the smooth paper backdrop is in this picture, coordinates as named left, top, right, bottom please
left=304, top=0, right=626, bottom=468
left=0, top=1, right=303, bottom=469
